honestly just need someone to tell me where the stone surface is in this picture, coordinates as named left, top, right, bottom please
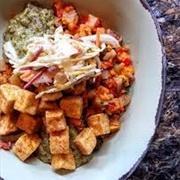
left=129, top=0, right=180, bottom=179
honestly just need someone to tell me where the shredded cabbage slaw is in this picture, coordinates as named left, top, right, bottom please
left=3, top=26, right=120, bottom=98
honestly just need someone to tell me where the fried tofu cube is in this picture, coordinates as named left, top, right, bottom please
left=45, top=109, right=66, bottom=133
left=0, top=84, right=20, bottom=101
left=51, top=153, right=76, bottom=170
left=41, top=92, right=62, bottom=101
left=74, top=128, right=97, bottom=155
left=49, top=127, right=69, bottom=154
left=73, top=81, right=86, bottom=95
left=0, top=114, right=18, bottom=135
left=60, top=96, right=83, bottom=119
left=14, top=89, right=39, bottom=115
left=9, top=74, right=24, bottom=88
left=13, top=133, right=41, bottom=161
left=16, top=113, right=40, bottom=134
left=0, top=93, right=14, bottom=114
left=87, top=113, right=110, bottom=136
left=38, top=100, right=58, bottom=113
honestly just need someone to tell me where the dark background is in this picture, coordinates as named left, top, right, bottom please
left=129, top=0, right=180, bottom=179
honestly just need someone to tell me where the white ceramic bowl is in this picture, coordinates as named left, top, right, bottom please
left=0, top=0, right=165, bottom=179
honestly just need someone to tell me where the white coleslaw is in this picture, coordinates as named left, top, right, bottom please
left=3, top=26, right=120, bottom=98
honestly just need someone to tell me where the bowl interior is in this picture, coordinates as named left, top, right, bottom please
left=0, top=0, right=162, bottom=180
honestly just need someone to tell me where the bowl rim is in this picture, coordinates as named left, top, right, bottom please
left=120, top=0, right=167, bottom=179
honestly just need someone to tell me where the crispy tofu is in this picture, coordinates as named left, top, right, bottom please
left=0, top=93, right=14, bottom=114
left=41, top=92, right=62, bottom=101
left=14, top=89, right=39, bottom=115
left=51, top=153, right=76, bottom=170
left=73, top=81, right=86, bottom=95
left=0, top=84, right=39, bottom=115
left=38, top=100, right=58, bottom=113
left=0, top=114, right=18, bottom=135
left=0, top=84, right=20, bottom=101
left=49, top=127, right=69, bottom=154
left=9, top=74, right=24, bottom=88
left=74, top=128, right=97, bottom=155
left=45, top=109, right=66, bottom=133
left=13, top=133, right=41, bottom=161
left=87, top=113, right=110, bottom=136
left=60, top=96, right=83, bottom=119
left=16, top=113, right=40, bottom=134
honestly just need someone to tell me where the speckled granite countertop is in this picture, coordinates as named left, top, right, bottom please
left=129, top=0, right=180, bottom=179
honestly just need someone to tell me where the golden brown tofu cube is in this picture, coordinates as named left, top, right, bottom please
left=0, top=93, right=14, bottom=114
left=109, top=115, right=121, bottom=133
left=41, top=92, right=62, bottom=101
left=73, top=81, right=86, bottom=95
left=38, top=100, right=58, bottom=113
left=50, top=127, right=69, bottom=154
left=16, top=113, right=40, bottom=134
left=87, top=113, right=110, bottom=136
left=9, top=74, right=24, bottom=88
left=0, top=114, right=18, bottom=135
left=51, top=153, right=76, bottom=170
left=74, top=128, right=97, bottom=155
left=0, top=84, right=20, bottom=101
left=60, top=96, right=83, bottom=119
left=14, top=89, right=39, bottom=115
left=45, top=109, right=66, bottom=133
left=13, top=133, right=41, bottom=161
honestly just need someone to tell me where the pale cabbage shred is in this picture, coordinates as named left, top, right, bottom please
left=3, top=26, right=119, bottom=98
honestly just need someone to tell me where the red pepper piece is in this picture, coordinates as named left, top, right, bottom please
left=122, top=58, right=132, bottom=66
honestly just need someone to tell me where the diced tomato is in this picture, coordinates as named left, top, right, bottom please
left=96, top=85, right=112, bottom=101
left=97, top=85, right=110, bottom=95
left=53, top=0, right=64, bottom=17
left=122, top=58, right=132, bottom=66
left=109, top=88, right=117, bottom=96
left=80, top=14, right=89, bottom=24
left=109, top=69, right=116, bottom=76
left=64, top=6, right=74, bottom=12
left=117, top=48, right=125, bottom=54
left=57, top=9, right=63, bottom=18
left=107, top=98, right=120, bottom=112
left=101, top=60, right=113, bottom=69
left=0, top=140, right=12, bottom=151
left=104, top=78, right=116, bottom=89
left=53, top=0, right=62, bottom=9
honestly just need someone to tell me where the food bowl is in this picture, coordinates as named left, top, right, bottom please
left=0, top=0, right=165, bottom=179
